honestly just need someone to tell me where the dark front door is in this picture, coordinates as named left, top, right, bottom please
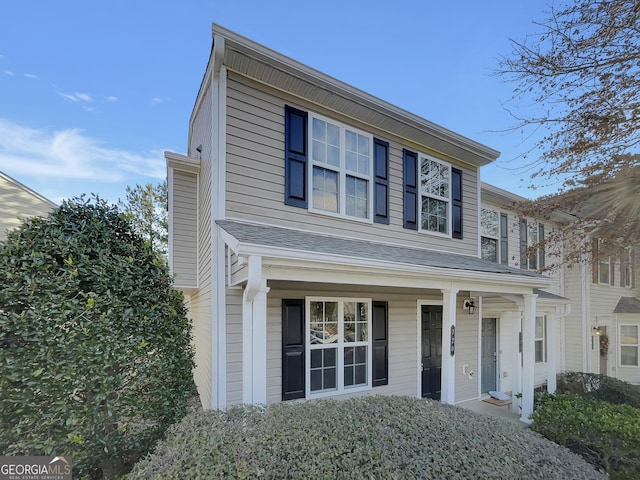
left=421, top=305, right=443, bottom=400
left=481, top=318, right=497, bottom=393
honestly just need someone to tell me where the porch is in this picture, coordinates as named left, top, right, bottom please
left=457, top=397, right=525, bottom=426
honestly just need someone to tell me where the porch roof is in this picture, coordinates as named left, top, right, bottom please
left=218, top=219, right=547, bottom=284
left=614, top=296, right=640, bottom=314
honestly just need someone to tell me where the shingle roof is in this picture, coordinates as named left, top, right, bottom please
left=217, top=219, right=545, bottom=279
left=614, top=296, right=640, bottom=314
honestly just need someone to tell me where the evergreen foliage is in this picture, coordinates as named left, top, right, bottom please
left=0, top=196, right=195, bottom=479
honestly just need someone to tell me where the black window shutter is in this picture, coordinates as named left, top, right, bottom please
left=451, top=168, right=463, bottom=239
left=372, top=301, right=389, bottom=387
left=592, top=239, right=599, bottom=283
left=519, top=219, right=528, bottom=269
left=373, top=138, right=390, bottom=224
left=500, top=213, right=509, bottom=265
left=403, top=149, right=418, bottom=230
left=284, top=106, right=308, bottom=208
left=538, top=223, right=545, bottom=269
left=282, top=299, right=305, bottom=400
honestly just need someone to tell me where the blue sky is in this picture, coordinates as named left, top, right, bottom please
left=0, top=1, right=553, bottom=205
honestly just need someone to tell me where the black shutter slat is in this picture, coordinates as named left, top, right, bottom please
left=284, top=106, right=308, bottom=208
left=519, top=219, right=528, bottom=269
left=500, top=213, right=509, bottom=265
left=403, top=149, right=418, bottom=230
left=282, top=299, right=305, bottom=400
left=451, top=168, right=463, bottom=239
left=373, top=138, right=390, bottom=224
left=372, top=301, right=389, bottom=387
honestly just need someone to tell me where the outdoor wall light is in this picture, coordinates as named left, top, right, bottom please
left=592, top=326, right=603, bottom=336
left=464, top=299, right=476, bottom=315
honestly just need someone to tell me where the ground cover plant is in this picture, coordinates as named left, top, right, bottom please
left=129, top=395, right=606, bottom=479
left=0, top=196, right=196, bottom=479
left=532, top=392, right=640, bottom=480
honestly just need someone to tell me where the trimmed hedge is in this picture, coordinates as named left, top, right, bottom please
left=556, top=371, right=640, bottom=408
left=129, top=395, right=606, bottom=479
left=532, top=393, right=640, bottom=479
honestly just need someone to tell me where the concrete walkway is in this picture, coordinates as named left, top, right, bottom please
left=457, top=397, right=527, bottom=426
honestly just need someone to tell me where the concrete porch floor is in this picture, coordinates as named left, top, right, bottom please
left=457, top=397, right=526, bottom=426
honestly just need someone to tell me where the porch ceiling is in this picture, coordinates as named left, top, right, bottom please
left=218, top=219, right=550, bottom=292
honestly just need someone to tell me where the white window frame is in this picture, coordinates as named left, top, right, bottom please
left=305, top=297, right=373, bottom=398
left=535, top=315, right=547, bottom=363
left=481, top=208, right=500, bottom=263
left=308, top=113, right=373, bottom=223
left=418, top=154, right=452, bottom=238
left=620, top=324, right=639, bottom=367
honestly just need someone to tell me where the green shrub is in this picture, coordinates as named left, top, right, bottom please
left=0, top=197, right=196, bottom=479
left=129, top=395, right=606, bottom=479
left=557, top=371, right=640, bottom=408
left=532, top=393, right=640, bottom=479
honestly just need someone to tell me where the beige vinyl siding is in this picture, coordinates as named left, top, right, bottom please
left=0, top=174, right=55, bottom=241
left=454, top=310, right=480, bottom=402
left=563, top=264, right=586, bottom=372
left=188, top=83, right=214, bottom=408
left=226, top=286, right=243, bottom=405
left=225, top=72, right=480, bottom=257
left=171, top=170, right=198, bottom=289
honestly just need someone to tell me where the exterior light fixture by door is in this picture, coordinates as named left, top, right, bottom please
left=464, top=299, right=476, bottom=315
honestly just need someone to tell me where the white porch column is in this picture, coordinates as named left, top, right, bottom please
left=440, top=288, right=459, bottom=405
left=547, top=314, right=557, bottom=394
left=511, top=312, right=522, bottom=415
left=521, top=293, right=538, bottom=422
left=242, top=255, right=270, bottom=404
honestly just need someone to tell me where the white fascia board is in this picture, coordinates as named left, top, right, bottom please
left=230, top=242, right=550, bottom=292
left=165, top=151, right=200, bottom=174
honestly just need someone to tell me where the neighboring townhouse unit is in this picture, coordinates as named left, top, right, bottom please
left=166, top=24, right=567, bottom=422
left=480, top=183, right=571, bottom=392
left=0, top=171, right=56, bottom=242
left=564, top=236, right=639, bottom=384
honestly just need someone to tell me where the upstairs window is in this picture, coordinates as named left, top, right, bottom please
left=481, top=208, right=499, bottom=262
left=309, top=115, right=372, bottom=221
left=598, top=240, right=612, bottom=285
left=623, top=247, right=633, bottom=288
left=519, top=219, right=545, bottom=270
left=420, top=156, right=451, bottom=235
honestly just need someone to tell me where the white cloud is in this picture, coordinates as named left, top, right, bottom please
left=57, top=91, right=93, bottom=103
left=24, top=73, right=39, bottom=80
left=3, top=70, right=14, bottom=76
left=151, top=97, right=164, bottom=105
left=106, top=96, right=118, bottom=102
left=0, top=118, right=165, bottom=182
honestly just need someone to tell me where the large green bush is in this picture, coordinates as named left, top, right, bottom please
left=556, top=371, right=640, bottom=408
left=129, top=395, right=605, bottom=479
left=0, top=197, right=195, bottom=479
left=532, top=393, right=640, bottom=479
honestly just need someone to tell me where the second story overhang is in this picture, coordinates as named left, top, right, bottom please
left=206, top=23, right=499, bottom=170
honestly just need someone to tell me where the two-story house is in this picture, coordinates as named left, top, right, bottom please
left=166, top=24, right=563, bottom=422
